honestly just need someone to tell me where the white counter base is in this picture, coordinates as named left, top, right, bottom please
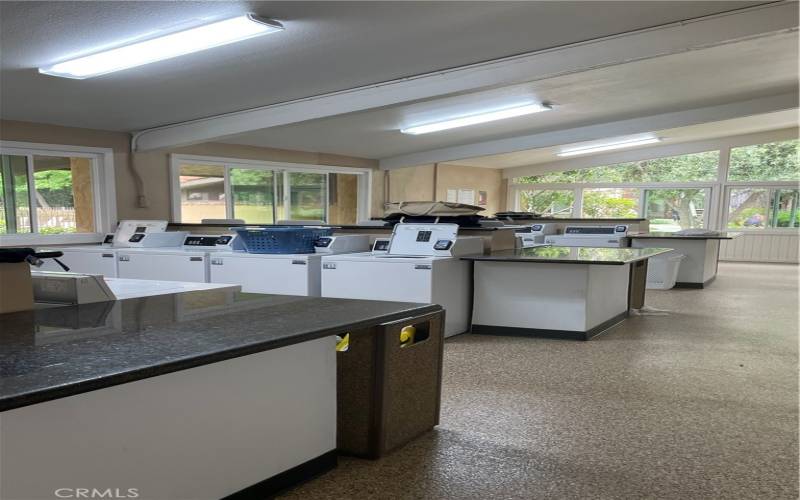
left=0, top=336, right=337, bottom=500
left=471, top=261, right=630, bottom=340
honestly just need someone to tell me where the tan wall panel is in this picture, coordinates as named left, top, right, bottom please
left=386, top=163, right=503, bottom=216
left=435, top=163, right=503, bottom=216
left=387, top=165, right=435, bottom=204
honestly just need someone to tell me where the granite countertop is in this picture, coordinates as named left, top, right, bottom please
left=630, top=231, right=743, bottom=240
left=462, top=246, right=672, bottom=265
left=496, top=217, right=647, bottom=222
left=0, top=290, right=440, bottom=412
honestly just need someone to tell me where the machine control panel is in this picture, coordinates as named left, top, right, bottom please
left=433, top=239, right=453, bottom=251
left=372, top=238, right=390, bottom=253
left=564, top=225, right=628, bottom=236
left=184, top=236, right=221, bottom=247
left=315, top=237, right=333, bottom=248
left=112, top=220, right=171, bottom=248
left=313, top=235, right=370, bottom=254
left=182, top=234, right=238, bottom=251
left=387, top=224, right=483, bottom=257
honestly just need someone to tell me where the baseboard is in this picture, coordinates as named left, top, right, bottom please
left=222, top=450, right=337, bottom=500
left=674, top=276, right=716, bottom=289
left=471, top=312, right=628, bottom=341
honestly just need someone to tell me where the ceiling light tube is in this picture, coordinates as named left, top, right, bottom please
left=401, top=103, right=552, bottom=135
left=557, top=136, right=662, bottom=157
left=39, top=14, right=284, bottom=79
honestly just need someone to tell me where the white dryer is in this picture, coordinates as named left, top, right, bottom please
left=320, top=224, right=483, bottom=338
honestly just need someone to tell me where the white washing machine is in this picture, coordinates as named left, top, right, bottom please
left=515, top=223, right=557, bottom=248
left=208, top=234, right=370, bottom=296
left=34, top=220, right=183, bottom=277
left=37, top=242, right=119, bottom=277
left=545, top=225, right=630, bottom=247
left=320, top=224, right=483, bottom=338
left=115, top=234, right=238, bottom=283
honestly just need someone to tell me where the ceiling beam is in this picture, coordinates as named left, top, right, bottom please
left=378, top=92, right=799, bottom=170
left=132, top=1, right=798, bottom=152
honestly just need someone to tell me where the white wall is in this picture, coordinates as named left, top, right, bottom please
left=720, top=233, right=799, bottom=263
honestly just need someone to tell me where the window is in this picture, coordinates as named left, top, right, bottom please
left=727, top=187, right=799, bottom=229
left=1, top=146, right=111, bottom=241
left=178, top=164, right=226, bottom=223
left=644, top=188, right=707, bottom=232
left=288, top=172, right=326, bottom=222
left=771, top=189, right=799, bottom=228
left=0, top=155, right=31, bottom=234
left=727, top=187, right=768, bottom=229
left=171, top=155, right=371, bottom=225
left=509, top=135, right=800, bottom=232
left=231, top=168, right=277, bottom=224
left=728, top=140, right=799, bottom=181
left=582, top=188, right=640, bottom=218
left=516, top=151, right=718, bottom=184
left=518, top=189, right=575, bottom=217
left=33, top=155, right=95, bottom=234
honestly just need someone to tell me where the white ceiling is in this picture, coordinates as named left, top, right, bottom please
left=0, top=1, right=772, bottom=131
left=220, top=32, right=799, bottom=160
left=444, top=109, right=800, bottom=169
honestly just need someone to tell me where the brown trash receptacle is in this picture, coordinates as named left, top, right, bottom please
left=337, top=309, right=445, bottom=459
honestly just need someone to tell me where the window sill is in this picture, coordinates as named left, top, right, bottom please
left=0, top=232, right=105, bottom=247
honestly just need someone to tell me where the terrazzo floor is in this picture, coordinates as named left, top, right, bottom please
left=278, top=262, right=799, bottom=500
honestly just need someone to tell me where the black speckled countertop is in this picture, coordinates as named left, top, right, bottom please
left=462, top=246, right=672, bottom=265
left=0, top=291, right=440, bottom=412
left=629, top=231, right=743, bottom=240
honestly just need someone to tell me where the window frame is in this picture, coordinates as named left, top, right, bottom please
left=510, top=180, right=717, bottom=226
left=507, top=128, right=798, bottom=233
left=169, top=154, right=372, bottom=224
left=0, top=141, right=117, bottom=245
left=722, top=184, right=800, bottom=231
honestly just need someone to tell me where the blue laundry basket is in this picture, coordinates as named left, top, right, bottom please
left=232, top=227, right=334, bottom=254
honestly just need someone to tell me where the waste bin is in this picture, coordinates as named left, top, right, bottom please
left=646, top=253, right=685, bottom=290
left=336, top=309, right=445, bottom=459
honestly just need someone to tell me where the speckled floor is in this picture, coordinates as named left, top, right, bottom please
left=279, top=262, right=799, bottom=500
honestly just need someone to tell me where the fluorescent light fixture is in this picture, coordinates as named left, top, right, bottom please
left=401, top=102, right=552, bottom=135
left=39, top=14, right=283, bottom=79
left=557, top=134, right=662, bottom=157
